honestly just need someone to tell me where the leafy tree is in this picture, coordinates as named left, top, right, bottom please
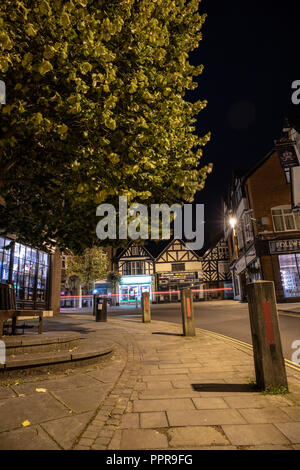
left=0, top=0, right=211, bottom=252
left=66, top=246, right=108, bottom=292
left=107, top=271, right=122, bottom=305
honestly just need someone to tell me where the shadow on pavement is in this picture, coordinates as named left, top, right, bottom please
left=151, top=332, right=183, bottom=337
left=191, top=383, right=259, bottom=393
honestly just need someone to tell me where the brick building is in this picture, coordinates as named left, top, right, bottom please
left=224, top=145, right=300, bottom=303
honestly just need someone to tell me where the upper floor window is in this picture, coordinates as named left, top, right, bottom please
left=244, top=213, right=253, bottom=242
left=122, top=261, right=144, bottom=275
left=172, top=263, right=185, bottom=272
left=236, top=185, right=243, bottom=205
left=237, top=226, right=244, bottom=250
left=131, top=246, right=139, bottom=256
left=272, top=206, right=300, bottom=232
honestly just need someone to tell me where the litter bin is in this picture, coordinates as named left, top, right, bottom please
left=94, top=295, right=107, bottom=322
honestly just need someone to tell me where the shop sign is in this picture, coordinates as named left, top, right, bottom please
left=275, top=141, right=300, bottom=168
left=120, top=275, right=152, bottom=285
left=245, top=246, right=256, bottom=266
left=234, top=256, right=246, bottom=274
left=269, top=239, right=300, bottom=254
left=158, top=272, right=197, bottom=280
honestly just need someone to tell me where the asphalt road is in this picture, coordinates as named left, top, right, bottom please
left=109, top=300, right=300, bottom=363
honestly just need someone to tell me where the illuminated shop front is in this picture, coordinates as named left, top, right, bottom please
left=278, top=253, right=300, bottom=298
left=119, top=275, right=153, bottom=303
left=269, top=238, right=300, bottom=301
left=0, top=236, right=51, bottom=309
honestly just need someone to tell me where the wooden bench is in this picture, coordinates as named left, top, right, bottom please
left=0, top=282, right=43, bottom=337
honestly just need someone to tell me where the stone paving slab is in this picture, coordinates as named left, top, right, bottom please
left=168, top=426, right=230, bottom=447
left=238, top=407, right=293, bottom=424
left=120, top=429, right=169, bottom=450
left=41, top=412, right=94, bottom=450
left=140, top=412, right=168, bottom=428
left=52, top=383, right=112, bottom=413
left=167, top=409, right=247, bottom=427
left=0, top=425, right=60, bottom=450
left=133, top=398, right=195, bottom=412
left=275, top=422, right=300, bottom=443
left=0, top=393, right=69, bottom=432
left=222, top=424, right=291, bottom=446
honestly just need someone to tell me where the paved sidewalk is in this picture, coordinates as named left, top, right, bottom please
left=0, top=314, right=300, bottom=450
left=277, top=302, right=300, bottom=315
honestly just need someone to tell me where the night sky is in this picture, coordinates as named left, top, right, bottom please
left=189, top=0, right=300, bottom=250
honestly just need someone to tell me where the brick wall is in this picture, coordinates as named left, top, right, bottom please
left=246, top=152, right=291, bottom=234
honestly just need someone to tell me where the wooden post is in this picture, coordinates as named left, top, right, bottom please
left=142, top=292, right=151, bottom=323
left=247, top=281, right=288, bottom=390
left=181, top=288, right=196, bottom=336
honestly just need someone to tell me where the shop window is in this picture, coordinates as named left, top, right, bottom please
left=13, top=242, right=49, bottom=302
left=279, top=254, right=300, bottom=298
left=0, top=237, right=12, bottom=282
left=272, top=206, right=300, bottom=232
left=172, top=263, right=185, bottom=272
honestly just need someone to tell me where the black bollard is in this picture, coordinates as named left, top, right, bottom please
left=95, top=297, right=108, bottom=322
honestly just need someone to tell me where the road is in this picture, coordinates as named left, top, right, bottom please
left=108, top=300, right=300, bottom=363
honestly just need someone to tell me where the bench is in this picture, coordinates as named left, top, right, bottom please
left=0, top=282, right=43, bottom=337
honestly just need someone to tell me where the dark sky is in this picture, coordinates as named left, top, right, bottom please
left=189, top=0, right=300, bottom=250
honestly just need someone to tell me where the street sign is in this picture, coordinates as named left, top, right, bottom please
left=275, top=141, right=299, bottom=168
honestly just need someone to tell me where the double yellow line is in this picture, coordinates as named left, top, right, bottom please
left=197, top=328, right=300, bottom=373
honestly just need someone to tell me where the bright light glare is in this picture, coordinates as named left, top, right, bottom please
left=229, top=217, right=237, bottom=228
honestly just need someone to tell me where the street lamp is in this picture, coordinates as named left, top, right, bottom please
left=228, top=216, right=238, bottom=258
left=229, top=216, right=237, bottom=230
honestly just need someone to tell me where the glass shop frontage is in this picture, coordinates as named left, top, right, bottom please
left=0, top=236, right=51, bottom=309
left=118, top=275, right=153, bottom=304
left=269, top=239, right=300, bottom=301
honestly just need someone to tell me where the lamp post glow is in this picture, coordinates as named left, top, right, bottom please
left=229, top=216, right=238, bottom=258
left=229, top=217, right=237, bottom=230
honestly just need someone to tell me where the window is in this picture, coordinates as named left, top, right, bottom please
left=284, top=169, right=291, bottom=184
left=122, top=261, right=144, bottom=275
left=172, top=263, right=185, bottom=272
left=237, top=225, right=244, bottom=250
left=272, top=206, right=300, bottom=232
left=244, top=213, right=253, bottom=242
left=12, top=242, right=49, bottom=302
left=0, top=237, right=12, bottom=282
left=131, top=246, right=139, bottom=255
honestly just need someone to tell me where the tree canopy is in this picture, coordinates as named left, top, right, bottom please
left=66, top=246, right=108, bottom=291
left=0, top=0, right=211, bottom=252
